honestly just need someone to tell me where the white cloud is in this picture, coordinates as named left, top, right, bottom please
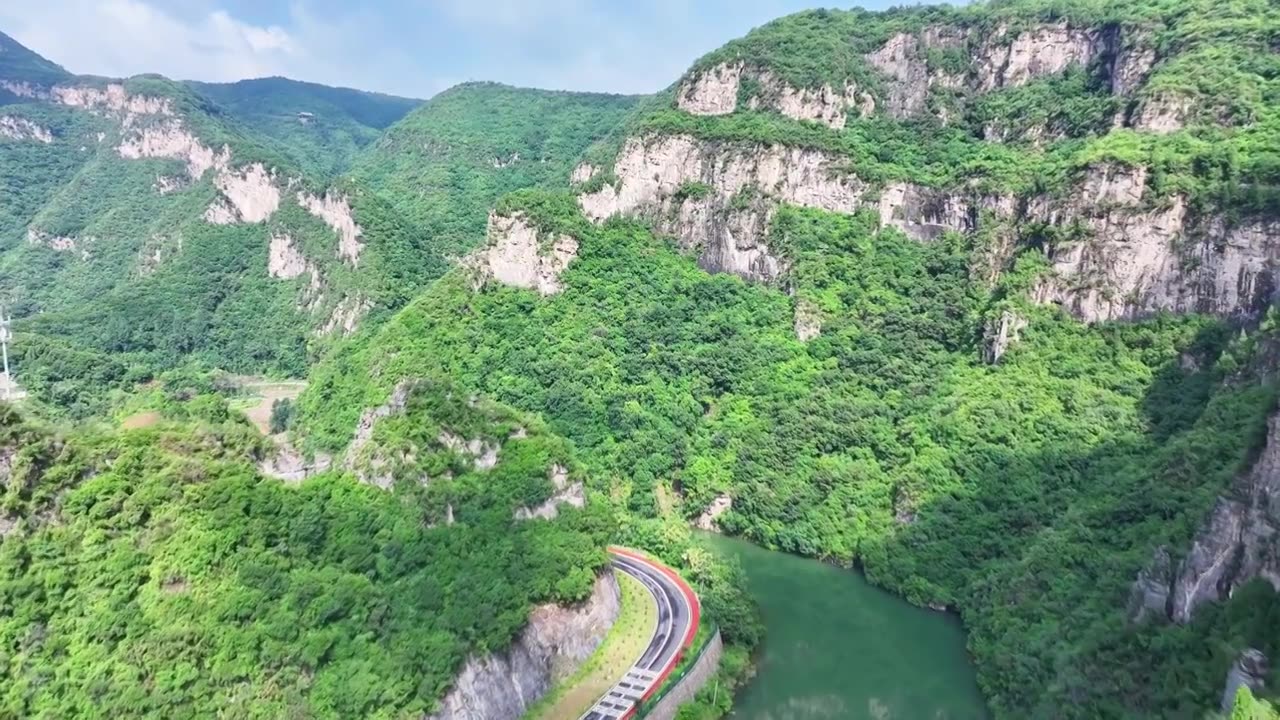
left=0, top=0, right=904, bottom=98
left=0, top=0, right=297, bottom=83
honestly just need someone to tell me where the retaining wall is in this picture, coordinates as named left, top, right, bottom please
left=641, top=629, right=724, bottom=720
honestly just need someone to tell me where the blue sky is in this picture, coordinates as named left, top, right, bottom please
left=0, top=1, right=923, bottom=98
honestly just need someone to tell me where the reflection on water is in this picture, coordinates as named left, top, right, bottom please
left=702, top=534, right=989, bottom=720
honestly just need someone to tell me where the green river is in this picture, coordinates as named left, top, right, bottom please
left=703, top=534, right=989, bottom=720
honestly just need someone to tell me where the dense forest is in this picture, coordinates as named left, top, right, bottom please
left=0, top=382, right=620, bottom=718
left=4, top=0, right=1280, bottom=717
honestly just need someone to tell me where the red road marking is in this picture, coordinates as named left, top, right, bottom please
left=608, top=546, right=702, bottom=718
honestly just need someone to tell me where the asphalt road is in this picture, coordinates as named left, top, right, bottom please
left=580, top=549, right=697, bottom=720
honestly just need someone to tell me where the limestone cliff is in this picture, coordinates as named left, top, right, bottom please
left=1129, top=410, right=1280, bottom=624
left=578, top=133, right=993, bottom=282
left=424, top=570, right=620, bottom=720
left=678, top=61, right=875, bottom=129
left=466, top=211, right=579, bottom=295
left=682, top=20, right=1153, bottom=128
left=1031, top=164, right=1280, bottom=323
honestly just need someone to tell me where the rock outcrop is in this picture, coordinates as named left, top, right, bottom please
left=322, top=295, right=371, bottom=336
left=570, top=163, right=599, bottom=185
left=205, top=164, right=280, bottom=224
left=794, top=299, right=822, bottom=342
left=974, top=23, right=1109, bottom=92
left=1222, top=649, right=1270, bottom=713
left=425, top=570, right=621, bottom=720
left=1133, top=93, right=1190, bottom=134
left=50, top=83, right=173, bottom=121
left=983, top=310, right=1028, bottom=364
left=299, top=191, right=364, bottom=265
left=579, top=134, right=990, bottom=282
left=693, top=494, right=733, bottom=531
left=677, top=62, right=742, bottom=116
left=267, top=234, right=308, bottom=279
left=677, top=62, right=874, bottom=128
left=865, top=29, right=967, bottom=118
left=514, top=464, right=586, bottom=521
left=117, top=120, right=230, bottom=180
left=0, top=116, right=52, bottom=143
left=862, top=23, right=1151, bottom=121
left=469, top=212, right=579, bottom=295
left=1031, top=164, right=1280, bottom=323
left=580, top=134, right=864, bottom=282
left=258, top=445, right=333, bottom=484
left=1162, top=411, right=1280, bottom=623
left=27, top=228, right=83, bottom=254
left=1132, top=409, right=1280, bottom=625
left=877, top=182, right=975, bottom=242
left=438, top=431, right=500, bottom=471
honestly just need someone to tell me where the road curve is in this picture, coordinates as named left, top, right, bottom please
left=579, top=547, right=701, bottom=720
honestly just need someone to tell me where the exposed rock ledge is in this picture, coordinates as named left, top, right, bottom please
left=1130, top=410, right=1280, bottom=624
left=205, top=164, right=280, bottom=225
left=425, top=570, right=621, bottom=720
left=693, top=494, right=733, bottom=532
left=1031, top=163, right=1280, bottom=323
left=677, top=61, right=874, bottom=129
left=578, top=134, right=985, bottom=283
left=1222, top=649, right=1269, bottom=713
left=0, top=116, right=52, bottom=143
left=298, top=191, right=364, bottom=266
left=515, top=464, right=585, bottom=521
left=466, top=211, right=579, bottom=295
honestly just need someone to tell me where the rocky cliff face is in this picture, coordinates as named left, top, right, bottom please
left=578, top=133, right=996, bottom=283
left=1130, top=411, right=1280, bottom=624
left=424, top=570, right=620, bottom=720
left=514, top=464, right=586, bottom=521
left=466, top=212, right=579, bottom=295
left=1031, top=164, right=1280, bottom=323
left=1222, top=649, right=1270, bottom=713
left=677, top=62, right=875, bottom=129
left=0, top=115, right=53, bottom=143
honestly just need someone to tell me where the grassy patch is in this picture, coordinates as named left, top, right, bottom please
left=526, top=570, right=658, bottom=720
left=236, top=379, right=306, bottom=435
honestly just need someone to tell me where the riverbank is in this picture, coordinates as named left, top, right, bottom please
left=702, top=534, right=989, bottom=719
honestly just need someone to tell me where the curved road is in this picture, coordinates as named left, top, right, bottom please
left=580, top=548, right=700, bottom=720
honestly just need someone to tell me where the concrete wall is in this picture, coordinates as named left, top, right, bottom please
left=643, top=629, right=724, bottom=720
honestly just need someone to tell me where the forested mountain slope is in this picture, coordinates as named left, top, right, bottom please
left=187, top=77, right=420, bottom=177
left=299, top=0, right=1280, bottom=716
left=353, top=82, right=642, bottom=259
left=0, top=37, right=636, bottom=419
left=0, top=381, right=614, bottom=718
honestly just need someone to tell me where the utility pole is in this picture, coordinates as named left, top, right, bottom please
left=0, top=307, right=12, bottom=401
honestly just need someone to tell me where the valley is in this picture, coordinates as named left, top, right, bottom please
left=2, top=0, right=1280, bottom=718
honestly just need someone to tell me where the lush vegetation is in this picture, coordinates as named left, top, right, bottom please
left=1232, top=686, right=1280, bottom=720
left=0, top=44, right=638, bottom=419
left=299, top=190, right=1279, bottom=717
left=188, top=77, right=421, bottom=177
left=6, top=0, right=1280, bottom=717
left=356, top=83, right=641, bottom=259
left=657, top=0, right=1280, bottom=213
left=0, top=381, right=614, bottom=718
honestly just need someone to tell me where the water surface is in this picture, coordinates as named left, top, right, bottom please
left=703, top=534, right=989, bottom=720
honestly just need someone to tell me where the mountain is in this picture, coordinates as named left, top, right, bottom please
left=187, top=77, right=421, bottom=176
left=0, top=36, right=637, bottom=419
left=298, top=0, right=1280, bottom=717
left=0, top=30, right=69, bottom=90
left=353, top=82, right=642, bottom=259
left=0, top=379, right=614, bottom=718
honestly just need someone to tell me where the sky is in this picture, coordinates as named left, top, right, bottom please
left=0, top=0, right=915, bottom=99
